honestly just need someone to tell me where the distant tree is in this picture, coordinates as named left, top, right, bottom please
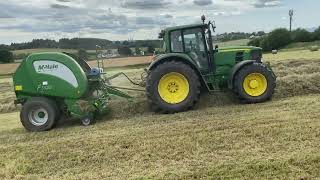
left=313, top=26, right=320, bottom=40
left=78, top=49, right=89, bottom=61
left=248, top=38, right=262, bottom=47
left=147, top=46, right=155, bottom=54
left=122, top=41, right=129, bottom=46
left=118, top=46, right=132, bottom=56
left=0, top=50, right=14, bottom=63
left=135, top=47, right=141, bottom=55
left=257, top=31, right=266, bottom=36
left=291, top=28, right=312, bottom=42
left=0, top=44, right=12, bottom=51
left=260, top=37, right=272, bottom=52
left=262, top=28, right=291, bottom=51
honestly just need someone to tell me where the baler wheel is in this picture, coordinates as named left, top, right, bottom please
left=20, top=97, right=57, bottom=132
left=81, top=115, right=95, bottom=126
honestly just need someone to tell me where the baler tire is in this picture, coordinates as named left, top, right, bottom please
left=81, top=115, right=95, bottom=126
left=20, top=97, right=57, bottom=132
left=146, top=61, right=200, bottom=113
left=233, top=62, right=276, bottom=103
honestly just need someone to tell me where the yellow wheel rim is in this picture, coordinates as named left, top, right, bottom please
left=243, top=73, right=268, bottom=97
left=158, top=72, right=189, bottom=104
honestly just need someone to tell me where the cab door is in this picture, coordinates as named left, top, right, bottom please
left=182, top=28, right=209, bottom=72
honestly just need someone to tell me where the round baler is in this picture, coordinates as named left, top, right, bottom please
left=13, top=52, right=133, bottom=131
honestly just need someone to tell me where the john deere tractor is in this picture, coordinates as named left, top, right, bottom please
left=146, top=16, right=276, bottom=113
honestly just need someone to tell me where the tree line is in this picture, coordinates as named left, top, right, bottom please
left=0, top=38, right=162, bottom=51
left=214, top=31, right=266, bottom=42
left=248, top=26, right=320, bottom=51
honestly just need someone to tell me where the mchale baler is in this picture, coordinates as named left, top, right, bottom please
left=13, top=52, right=141, bottom=131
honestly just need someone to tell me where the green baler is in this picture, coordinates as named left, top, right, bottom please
left=13, top=52, right=133, bottom=131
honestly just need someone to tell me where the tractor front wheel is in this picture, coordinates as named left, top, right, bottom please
left=234, top=63, right=276, bottom=103
left=20, top=97, right=57, bottom=132
left=146, top=61, right=200, bottom=113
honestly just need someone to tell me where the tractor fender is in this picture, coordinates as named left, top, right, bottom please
left=228, top=60, right=256, bottom=89
left=148, top=53, right=208, bottom=89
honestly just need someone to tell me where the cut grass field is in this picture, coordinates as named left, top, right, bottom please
left=1, top=94, right=320, bottom=179
left=0, top=49, right=320, bottom=179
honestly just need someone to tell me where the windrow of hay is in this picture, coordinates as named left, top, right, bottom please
left=0, top=82, right=17, bottom=114
left=271, top=59, right=320, bottom=98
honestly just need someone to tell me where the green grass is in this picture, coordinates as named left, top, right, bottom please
left=12, top=48, right=97, bottom=55
left=216, top=39, right=250, bottom=47
left=283, top=40, right=320, bottom=51
left=12, top=48, right=76, bottom=56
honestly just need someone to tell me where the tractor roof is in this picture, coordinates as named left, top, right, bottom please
left=164, top=23, right=206, bottom=32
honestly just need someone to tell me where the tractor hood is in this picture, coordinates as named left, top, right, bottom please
left=218, top=46, right=262, bottom=52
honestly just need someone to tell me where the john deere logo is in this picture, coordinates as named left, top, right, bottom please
left=38, top=64, right=58, bottom=71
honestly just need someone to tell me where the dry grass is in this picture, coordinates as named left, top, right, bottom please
left=0, top=81, right=17, bottom=114
left=0, top=94, right=320, bottom=179
left=271, top=60, right=320, bottom=98
left=0, top=50, right=320, bottom=179
left=88, top=56, right=152, bottom=68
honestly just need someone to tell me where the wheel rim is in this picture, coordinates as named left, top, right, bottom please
left=243, top=73, right=268, bottom=97
left=28, top=108, right=49, bottom=126
left=158, top=72, right=190, bottom=104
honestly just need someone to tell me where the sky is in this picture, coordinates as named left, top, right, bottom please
left=0, top=0, right=319, bottom=44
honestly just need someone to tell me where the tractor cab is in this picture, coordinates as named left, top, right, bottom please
left=159, top=23, right=211, bottom=72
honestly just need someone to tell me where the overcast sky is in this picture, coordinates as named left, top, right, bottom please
left=0, top=0, right=319, bottom=44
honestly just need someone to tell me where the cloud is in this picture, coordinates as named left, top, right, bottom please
left=193, top=0, right=212, bottom=6
left=50, top=4, right=70, bottom=9
left=252, top=0, right=281, bottom=8
left=121, top=0, right=171, bottom=9
left=0, top=0, right=297, bottom=44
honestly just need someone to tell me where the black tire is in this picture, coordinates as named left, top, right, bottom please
left=81, top=114, right=95, bottom=126
left=20, top=97, right=57, bottom=132
left=234, top=62, right=276, bottom=103
left=146, top=61, right=201, bottom=113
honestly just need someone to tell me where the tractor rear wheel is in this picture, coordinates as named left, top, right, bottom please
left=20, top=97, right=57, bottom=132
left=146, top=61, right=200, bottom=113
left=234, top=63, right=276, bottom=103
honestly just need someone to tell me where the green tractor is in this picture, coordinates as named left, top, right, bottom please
left=146, top=15, right=276, bottom=113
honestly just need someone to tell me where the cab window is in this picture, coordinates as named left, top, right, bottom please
left=170, top=30, right=183, bottom=52
left=183, top=28, right=208, bottom=69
